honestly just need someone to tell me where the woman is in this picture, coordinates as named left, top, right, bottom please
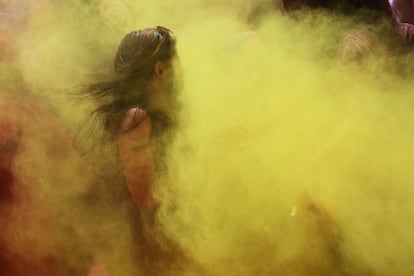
left=84, top=25, right=179, bottom=209
left=83, top=26, right=185, bottom=275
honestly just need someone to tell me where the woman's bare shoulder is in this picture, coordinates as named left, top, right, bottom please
left=118, top=107, right=152, bottom=149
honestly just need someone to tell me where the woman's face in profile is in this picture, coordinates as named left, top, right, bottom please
left=149, top=55, right=182, bottom=114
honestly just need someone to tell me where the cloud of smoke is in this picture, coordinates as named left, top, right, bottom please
left=2, top=0, right=414, bottom=275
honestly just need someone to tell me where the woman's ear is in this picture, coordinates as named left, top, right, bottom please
left=154, top=61, right=164, bottom=78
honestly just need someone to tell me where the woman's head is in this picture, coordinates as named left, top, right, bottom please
left=114, top=26, right=176, bottom=75
left=85, top=26, right=177, bottom=138
left=114, top=26, right=178, bottom=118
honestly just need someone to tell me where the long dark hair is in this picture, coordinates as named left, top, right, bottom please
left=76, top=26, right=176, bottom=154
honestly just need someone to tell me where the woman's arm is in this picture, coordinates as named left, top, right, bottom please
left=396, top=22, right=414, bottom=43
left=389, top=0, right=414, bottom=44
left=118, top=108, right=158, bottom=209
